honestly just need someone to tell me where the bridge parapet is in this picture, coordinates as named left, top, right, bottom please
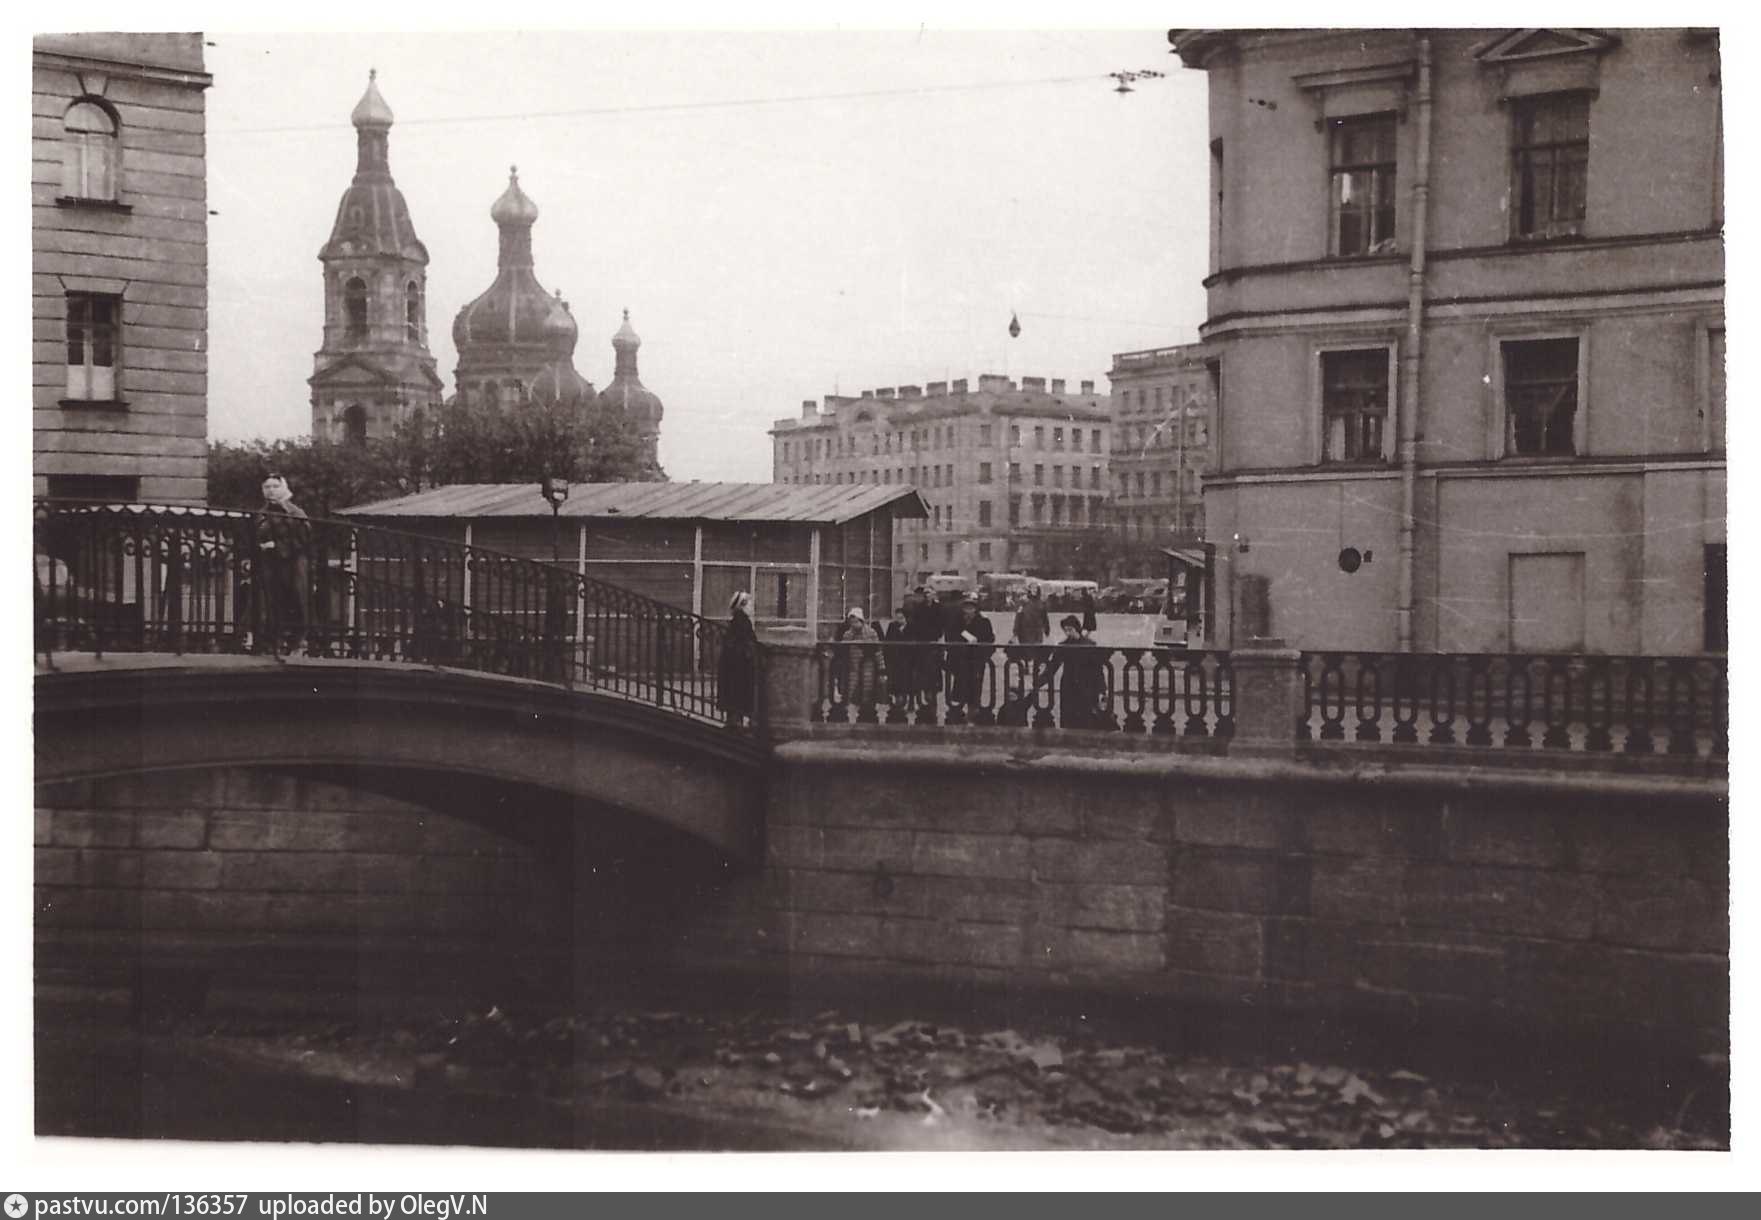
left=34, top=499, right=763, bottom=732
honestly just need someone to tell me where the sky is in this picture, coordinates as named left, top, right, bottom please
left=202, top=28, right=1212, bottom=481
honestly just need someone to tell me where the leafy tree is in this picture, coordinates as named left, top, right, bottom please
left=209, top=398, right=664, bottom=516
left=206, top=436, right=403, bottom=517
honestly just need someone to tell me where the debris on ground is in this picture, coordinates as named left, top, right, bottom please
left=182, top=1005, right=1726, bottom=1151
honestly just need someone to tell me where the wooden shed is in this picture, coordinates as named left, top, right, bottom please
left=343, top=481, right=928, bottom=639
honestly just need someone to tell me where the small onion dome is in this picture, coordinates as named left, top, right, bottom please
left=351, top=68, right=394, bottom=129
left=612, top=309, right=641, bottom=353
left=529, top=354, right=596, bottom=410
left=490, top=164, right=540, bottom=227
left=599, top=310, right=663, bottom=432
left=542, top=289, right=579, bottom=355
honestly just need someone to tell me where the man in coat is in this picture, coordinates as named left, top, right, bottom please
left=942, top=594, right=996, bottom=712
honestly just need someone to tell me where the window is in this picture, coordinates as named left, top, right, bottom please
left=1090, top=466, right=1100, bottom=490
left=978, top=501, right=992, bottom=527
left=945, top=543, right=954, bottom=562
left=1152, top=471, right=1163, bottom=497
left=979, top=424, right=992, bottom=446
left=920, top=544, right=929, bottom=562
left=1328, top=114, right=1397, bottom=257
left=343, top=404, right=368, bottom=447
left=1512, top=93, right=1589, bottom=240
left=1050, top=498, right=1063, bottom=527
left=1322, top=349, right=1390, bottom=463
left=978, top=462, right=993, bottom=484
left=1090, top=429, right=1101, bottom=453
left=64, top=293, right=120, bottom=401
left=1033, top=464, right=1044, bottom=487
left=1008, top=497, right=1021, bottom=526
left=1052, top=466, right=1064, bottom=488
left=1034, top=426, right=1045, bottom=449
left=1053, top=427, right=1064, bottom=450
left=1135, top=472, right=1146, bottom=497
left=1009, top=425, right=1021, bottom=447
left=1503, top=338, right=1579, bottom=456
left=62, top=100, right=119, bottom=201
left=1707, top=327, right=1726, bottom=453
left=1031, top=498, right=1043, bottom=525
left=979, top=542, right=992, bottom=561
left=1008, top=461, right=1021, bottom=484
left=344, top=277, right=368, bottom=341
left=405, top=281, right=422, bottom=342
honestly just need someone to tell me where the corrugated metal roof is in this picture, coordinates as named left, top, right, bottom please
left=343, top=481, right=929, bottom=524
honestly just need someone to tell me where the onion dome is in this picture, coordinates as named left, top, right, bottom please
left=350, top=67, right=394, bottom=128
left=542, top=289, right=579, bottom=356
left=530, top=355, right=596, bottom=410
left=597, top=309, right=664, bottom=434
left=489, top=165, right=540, bottom=228
left=320, top=70, right=427, bottom=263
left=530, top=293, right=594, bottom=408
left=451, top=166, right=558, bottom=353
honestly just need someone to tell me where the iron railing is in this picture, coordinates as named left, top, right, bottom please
left=1299, top=651, right=1727, bottom=761
left=33, top=500, right=763, bottom=730
left=812, top=641, right=1234, bottom=739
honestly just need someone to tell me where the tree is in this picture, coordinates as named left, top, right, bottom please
left=206, top=436, right=403, bottom=517
left=208, top=399, right=664, bottom=516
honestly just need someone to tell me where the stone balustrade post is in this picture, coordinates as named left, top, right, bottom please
left=1227, top=639, right=1304, bottom=758
left=759, top=625, right=816, bottom=734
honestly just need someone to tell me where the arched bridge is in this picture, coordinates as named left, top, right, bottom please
left=34, top=501, right=770, bottom=861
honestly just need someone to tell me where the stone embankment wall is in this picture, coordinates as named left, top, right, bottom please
left=34, top=768, right=573, bottom=1008
left=737, top=741, right=1727, bottom=1054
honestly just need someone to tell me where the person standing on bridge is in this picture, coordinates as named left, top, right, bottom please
left=942, top=593, right=995, bottom=715
left=251, top=472, right=310, bottom=657
left=1012, top=584, right=1050, bottom=645
left=1032, top=614, right=1114, bottom=730
left=718, top=590, right=757, bottom=730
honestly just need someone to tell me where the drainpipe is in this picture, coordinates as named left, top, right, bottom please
left=1395, top=36, right=1434, bottom=652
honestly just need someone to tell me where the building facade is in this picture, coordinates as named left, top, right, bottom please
left=1107, top=341, right=1215, bottom=560
left=33, top=33, right=212, bottom=504
left=1172, top=28, right=1724, bottom=654
left=309, top=72, right=444, bottom=446
left=770, top=374, right=1112, bottom=592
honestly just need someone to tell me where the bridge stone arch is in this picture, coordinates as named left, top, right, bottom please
left=35, top=657, right=769, bottom=864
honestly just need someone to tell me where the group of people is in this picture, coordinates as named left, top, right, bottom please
left=813, top=583, right=1112, bottom=727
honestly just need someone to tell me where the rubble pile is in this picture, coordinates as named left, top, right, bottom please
left=210, top=1006, right=1722, bottom=1150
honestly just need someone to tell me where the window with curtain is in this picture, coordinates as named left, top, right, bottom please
left=62, top=100, right=118, bottom=201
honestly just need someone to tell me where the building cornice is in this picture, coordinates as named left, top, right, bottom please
left=1208, top=454, right=1724, bottom=488
left=34, top=49, right=212, bottom=90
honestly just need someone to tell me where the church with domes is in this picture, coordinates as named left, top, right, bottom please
left=311, top=74, right=663, bottom=468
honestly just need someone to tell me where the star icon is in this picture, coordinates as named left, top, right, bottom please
left=5, top=1195, right=28, bottom=1218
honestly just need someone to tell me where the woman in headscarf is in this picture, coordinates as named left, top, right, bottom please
left=251, top=471, right=310, bottom=656
left=718, top=590, right=757, bottom=729
left=831, top=606, right=882, bottom=709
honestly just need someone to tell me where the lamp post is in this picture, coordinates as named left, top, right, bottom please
left=541, top=474, right=570, bottom=564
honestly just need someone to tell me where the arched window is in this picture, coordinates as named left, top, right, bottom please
left=62, top=100, right=118, bottom=201
left=343, top=277, right=368, bottom=341
left=343, top=404, right=367, bottom=447
left=405, top=281, right=422, bottom=342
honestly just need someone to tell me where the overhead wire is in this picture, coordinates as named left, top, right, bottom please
left=209, top=71, right=1115, bottom=137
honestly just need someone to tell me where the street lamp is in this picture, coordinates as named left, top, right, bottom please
left=541, top=474, right=570, bottom=563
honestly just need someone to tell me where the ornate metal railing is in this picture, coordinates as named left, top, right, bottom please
left=33, top=500, right=763, bottom=730
left=811, top=641, right=1234, bottom=740
left=1299, top=651, right=1727, bottom=762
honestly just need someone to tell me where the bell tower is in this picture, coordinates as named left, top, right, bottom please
left=308, top=70, right=443, bottom=445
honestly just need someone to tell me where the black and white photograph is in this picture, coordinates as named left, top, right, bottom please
left=20, top=11, right=1739, bottom=1187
